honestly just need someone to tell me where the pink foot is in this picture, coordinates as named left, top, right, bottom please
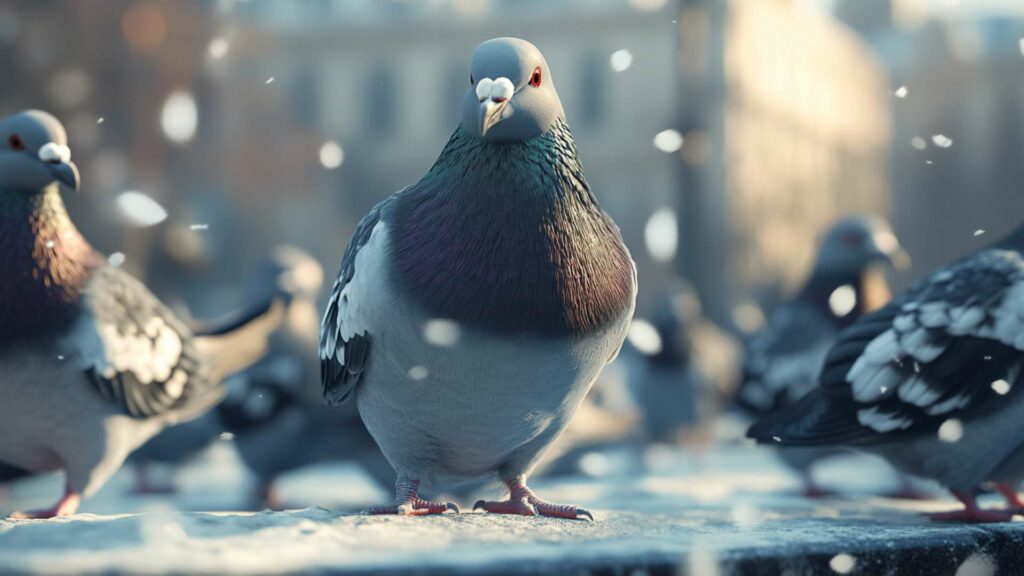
left=364, top=477, right=459, bottom=516
left=926, top=490, right=1016, bottom=524
left=474, top=477, right=593, bottom=521
left=9, top=491, right=80, bottom=519
left=995, top=483, right=1024, bottom=509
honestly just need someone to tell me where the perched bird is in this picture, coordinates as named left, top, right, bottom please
left=749, top=223, right=1024, bottom=522
left=320, top=38, right=636, bottom=519
left=0, top=110, right=284, bottom=518
left=737, top=216, right=909, bottom=496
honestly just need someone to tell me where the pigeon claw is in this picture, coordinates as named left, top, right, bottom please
left=474, top=497, right=592, bottom=520
left=365, top=498, right=460, bottom=516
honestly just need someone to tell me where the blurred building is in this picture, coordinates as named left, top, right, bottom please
left=675, top=0, right=891, bottom=326
left=836, top=0, right=1024, bottom=288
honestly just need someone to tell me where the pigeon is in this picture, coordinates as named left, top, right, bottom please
left=319, top=38, right=636, bottom=520
left=748, top=223, right=1024, bottom=522
left=737, top=216, right=909, bottom=496
left=126, top=246, right=327, bottom=497
left=215, top=247, right=393, bottom=509
left=0, top=110, right=285, bottom=518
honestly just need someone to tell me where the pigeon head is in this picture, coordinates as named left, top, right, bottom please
left=462, top=37, right=565, bottom=142
left=815, top=215, right=909, bottom=274
left=0, top=110, right=79, bottom=193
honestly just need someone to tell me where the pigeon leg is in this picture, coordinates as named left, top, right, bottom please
left=995, top=483, right=1024, bottom=509
left=800, top=472, right=837, bottom=498
left=131, top=464, right=176, bottom=495
left=882, top=475, right=933, bottom=500
left=9, top=488, right=81, bottom=519
left=927, top=490, right=1015, bottom=523
left=364, top=476, right=459, bottom=516
left=473, top=475, right=593, bottom=521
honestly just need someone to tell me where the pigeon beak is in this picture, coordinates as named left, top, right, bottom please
left=886, top=247, right=912, bottom=272
left=47, top=160, right=80, bottom=191
left=38, top=142, right=79, bottom=191
left=478, top=98, right=508, bottom=138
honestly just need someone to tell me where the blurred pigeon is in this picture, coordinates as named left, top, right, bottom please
left=216, top=247, right=393, bottom=509
left=738, top=216, right=908, bottom=496
left=0, top=110, right=285, bottom=518
left=320, top=38, right=636, bottom=520
left=127, top=246, right=328, bottom=496
left=748, top=223, right=1024, bottom=522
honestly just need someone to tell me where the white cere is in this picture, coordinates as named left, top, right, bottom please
left=644, top=208, right=678, bottom=263
left=408, top=366, right=429, bottom=381
left=653, top=129, right=684, bottom=153
left=609, top=49, right=633, bottom=72
left=830, top=553, right=857, bottom=574
left=160, top=90, right=198, bottom=145
left=828, top=285, right=858, bottom=317
left=938, top=418, right=964, bottom=443
left=626, top=318, right=662, bottom=356
left=422, top=319, right=461, bottom=348
left=319, top=140, right=345, bottom=169
left=992, top=379, right=1011, bottom=395
left=932, top=134, right=953, bottom=148
left=38, top=142, right=71, bottom=164
left=117, top=191, right=168, bottom=228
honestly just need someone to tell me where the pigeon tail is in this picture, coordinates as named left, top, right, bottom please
left=746, top=389, right=871, bottom=447
left=193, top=294, right=289, bottom=387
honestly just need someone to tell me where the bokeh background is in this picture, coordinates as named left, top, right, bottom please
left=2, top=0, right=1023, bottom=329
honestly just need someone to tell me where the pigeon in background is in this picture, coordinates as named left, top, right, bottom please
left=217, top=246, right=393, bottom=509
left=631, top=286, right=707, bottom=444
left=749, top=223, right=1024, bottom=522
left=126, top=246, right=327, bottom=496
left=737, top=216, right=911, bottom=497
left=320, top=38, right=636, bottom=520
left=0, top=110, right=286, bottom=518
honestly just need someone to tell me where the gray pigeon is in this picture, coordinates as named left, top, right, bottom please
left=749, top=223, right=1024, bottom=522
left=0, top=110, right=285, bottom=518
left=737, top=216, right=908, bottom=496
left=320, top=38, right=637, bottom=520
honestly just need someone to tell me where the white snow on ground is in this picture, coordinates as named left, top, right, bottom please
left=0, top=441, right=1014, bottom=574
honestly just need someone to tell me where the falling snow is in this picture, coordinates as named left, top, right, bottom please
left=653, top=129, right=684, bottom=153
left=931, top=134, right=953, bottom=148
left=609, top=49, right=633, bottom=72
left=319, top=140, right=345, bottom=169
left=116, top=191, right=168, bottom=227
left=991, top=379, right=1011, bottom=395
left=830, top=553, right=856, bottom=574
left=938, top=419, right=963, bottom=443
left=422, top=319, right=461, bottom=347
left=894, top=86, right=908, bottom=98
left=911, top=136, right=927, bottom=150
left=626, top=318, right=663, bottom=356
left=644, top=208, right=678, bottom=263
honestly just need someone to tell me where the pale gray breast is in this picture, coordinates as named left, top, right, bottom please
left=349, top=224, right=631, bottom=485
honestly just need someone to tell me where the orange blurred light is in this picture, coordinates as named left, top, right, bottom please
left=122, top=3, right=166, bottom=53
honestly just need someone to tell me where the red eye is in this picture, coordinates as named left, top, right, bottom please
left=8, top=134, right=24, bottom=151
left=529, top=66, right=542, bottom=87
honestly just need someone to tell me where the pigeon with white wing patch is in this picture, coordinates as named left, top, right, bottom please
left=749, top=223, right=1024, bottom=522
left=320, top=38, right=636, bottom=520
left=736, top=216, right=915, bottom=497
left=0, top=110, right=286, bottom=518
